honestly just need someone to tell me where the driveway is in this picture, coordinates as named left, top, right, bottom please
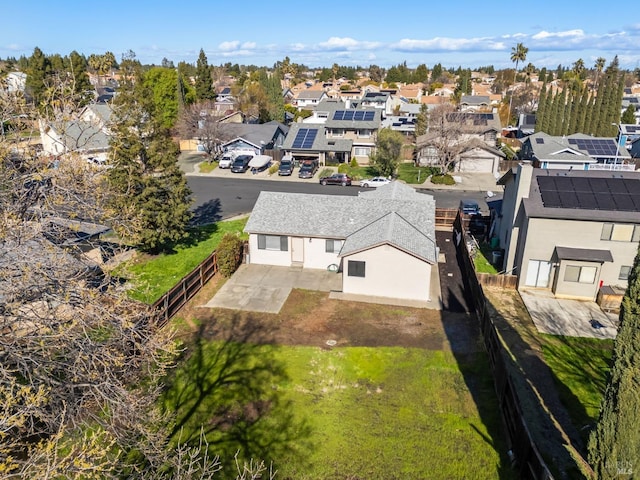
left=203, top=264, right=342, bottom=314
left=519, top=289, right=618, bottom=339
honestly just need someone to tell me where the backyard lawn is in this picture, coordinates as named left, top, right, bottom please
left=539, top=334, right=613, bottom=442
left=162, top=288, right=515, bottom=479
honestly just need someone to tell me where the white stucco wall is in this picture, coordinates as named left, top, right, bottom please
left=341, top=245, right=432, bottom=302
left=247, top=234, right=291, bottom=267
left=302, top=237, right=342, bottom=269
left=247, top=234, right=342, bottom=269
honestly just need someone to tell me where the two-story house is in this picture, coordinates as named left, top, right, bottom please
left=282, top=101, right=381, bottom=164
left=496, top=164, right=640, bottom=301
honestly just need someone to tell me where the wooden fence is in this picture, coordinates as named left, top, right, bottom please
left=477, top=272, right=518, bottom=289
left=152, top=251, right=219, bottom=327
left=435, top=208, right=458, bottom=227
left=453, top=212, right=554, bottom=480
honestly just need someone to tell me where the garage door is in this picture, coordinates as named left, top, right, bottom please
left=457, top=156, right=494, bottom=173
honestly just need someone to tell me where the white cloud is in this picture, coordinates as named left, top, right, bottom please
left=532, top=29, right=585, bottom=40
left=391, top=37, right=503, bottom=52
left=241, top=42, right=256, bottom=49
left=318, top=37, right=381, bottom=51
left=218, top=41, right=240, bottom=52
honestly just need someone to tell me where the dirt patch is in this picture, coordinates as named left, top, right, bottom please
left=173, top=278, right=480, bottom=353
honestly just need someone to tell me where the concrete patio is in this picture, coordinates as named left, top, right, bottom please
left=519, top=289, right=618, bottom=339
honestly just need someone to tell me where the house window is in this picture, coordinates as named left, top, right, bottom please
left=619, top=266, right=632, bottom=281
left=358, top=129, right=371, bottom=138
left=354, top=147, right=371, bottom=156
left=347, top=260, right=366, bottom=277
left=601, top=223, right=640, bottom=242
left=564, top=265, right=597, bottom=284
left=330, top=129, right=344, bottom=138
left=257, top=234, right=288, bottom=251
left=325, top=239, right=343, bottom=253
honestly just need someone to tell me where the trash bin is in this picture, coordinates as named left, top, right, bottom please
left=491, top=251, right=503, bottom=266
left=490, top=237, right=499, bottom=249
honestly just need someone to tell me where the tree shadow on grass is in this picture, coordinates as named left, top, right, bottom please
left=161, top=314, right=313, bottom=477
left=190, top=199, right=222, bottom=227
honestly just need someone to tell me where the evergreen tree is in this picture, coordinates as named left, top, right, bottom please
left=540, top=86, right=553, bottom=134
left=621, top=104, right=636, bottom=125
left=370, top=128, right=404, bottom=177
left=560, top=88, right=571, bottom=135
left=414, top=63, right=429, bottom=83
left=68, top=50, right=93, bottom=106
left=588, top=244, right=640, bottom=479
left=195, top=48, right=215, bottom=101
left=548, top=89, right=562, bottom=135
left=144, top=67, right=180, bottom=129
left=535, top=83, right=547, bottom=133
left=25, top=46, right=49, bottom=107
left=431, top=63, right=443, bottom=83
left=106, top=61, right=192, bottom=254
left=415, top=104, right=428, bottom=137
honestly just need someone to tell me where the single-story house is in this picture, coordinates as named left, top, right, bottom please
left=519, top=132, right=634, bottom=171
left=244, top=182, right=438, bottom=303
left=219, top=121, right=289, bottom=155
left=496, top=164, right=640, bottom=301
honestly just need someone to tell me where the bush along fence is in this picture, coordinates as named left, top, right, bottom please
left=452, top=212, right=554, bottom=480
left=152, top=241, right=246, bottom=327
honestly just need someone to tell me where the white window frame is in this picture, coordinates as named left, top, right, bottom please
left=564, top=265, right=597, bottom=284
left=257, top=234, right=288, bottom=251
left=325, top=239, right=343, bottom=253
left=354, top=147, right=371, bottom=157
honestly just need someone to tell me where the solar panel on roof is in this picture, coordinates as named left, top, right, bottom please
left=589, top=178, right=610, bottom=193
left=538, top=174, right=640, bottom=211
left=536, top=138, right=544, bottom=144
left=291, top=128, right=317, bottom=149
left=613, top=194, right=635, bottom=210
left=568, top=138, right=577, bottom=144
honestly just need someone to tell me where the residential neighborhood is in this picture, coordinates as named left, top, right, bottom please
left=3, top=18, right=640, bottom=479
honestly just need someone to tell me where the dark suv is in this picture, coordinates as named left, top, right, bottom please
left=298, top=160, right=318, bottom=179
left=320, top=173, right=352, bottom=186
left=278, top=158, right=294, bottom=176
left=230, top=155, right=252, bottom=173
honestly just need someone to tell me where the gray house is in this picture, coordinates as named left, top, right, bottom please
left=520, top=132, right=634, bottom=171
left=496, top=164, right=640, bottom=300
left=244, top=182, right=438, bottom=304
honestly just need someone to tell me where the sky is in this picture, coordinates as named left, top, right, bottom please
left=3, top=0, right=640, bottom=71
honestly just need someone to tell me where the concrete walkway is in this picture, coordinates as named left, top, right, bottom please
left=204, top=263, right=442, bottom=314
left=519, top=289, right=618, bottom=339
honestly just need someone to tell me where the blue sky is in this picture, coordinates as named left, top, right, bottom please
left=3, top=0, right=640, bottom=70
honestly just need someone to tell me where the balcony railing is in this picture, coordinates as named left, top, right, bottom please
left=588, top=163, right=636, bottom=171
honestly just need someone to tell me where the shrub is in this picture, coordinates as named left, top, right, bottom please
left=430, top=173, right=456, bottom=185
left=319, top=168, right=334, bottom=178
left=268, top=163, right=279, bottom=175
left=337, top=163, right=349, bottom=173
left=350, top=157, right=359, bottom=168
left=216, top=233, right=244, bottom=278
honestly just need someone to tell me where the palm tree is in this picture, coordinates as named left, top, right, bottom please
left=508, top=43, right=528, bottom=123
left=572, top=58, right=585, bottom=79
left=593, top=57, right=606, bottom=90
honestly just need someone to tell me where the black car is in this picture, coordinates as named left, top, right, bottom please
left=278, top=158, right=294, bottom=176
left=320, top=173, right=352, bottom=186
left=298, top=161, right=318, bottom=179
left=230, top=155, right=252, bottom=173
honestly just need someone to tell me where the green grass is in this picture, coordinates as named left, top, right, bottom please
left=162, top=340, right=513, bottom=479
left=539, top=335, right=613, bottom=440
left=122, top=218, right=248, bottom=303
left=396, top=162, right=436, bottom=184
left=198, top=161, right=218, bottom=173
left=474, top=242, right=498, bottom=274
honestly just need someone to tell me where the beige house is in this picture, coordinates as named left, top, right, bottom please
left=244, top=182, right=438, bottom=303
left=496, top=164, right=640, bottom=300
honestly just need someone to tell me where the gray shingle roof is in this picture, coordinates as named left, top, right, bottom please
left=340, top=211, right=437, bottom=262
left=245, top=182, right=437, bottom=263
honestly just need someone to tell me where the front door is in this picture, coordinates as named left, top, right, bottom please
left=291, top=237, right=304, bottom=264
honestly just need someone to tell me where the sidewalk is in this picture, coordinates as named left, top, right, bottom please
left=185, top=157, right=501, bottom=192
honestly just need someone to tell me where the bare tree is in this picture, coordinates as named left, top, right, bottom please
left=414, top=104, right=486, bottom=174
left=176, top=100, right=232, bottom=159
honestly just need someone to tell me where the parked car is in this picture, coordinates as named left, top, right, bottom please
left=320, top=173, right=352, bottom=186
left=218, top=152, right=235, bottom=169
left=230, top=155, right=253, bottom=173
left=298, top=160, right=318, bottom=179
left=459, top=198, right=481, bottom=216
left=278, top=157, right=294, bottom=176
left=360, top=176, right=391, bottom=188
